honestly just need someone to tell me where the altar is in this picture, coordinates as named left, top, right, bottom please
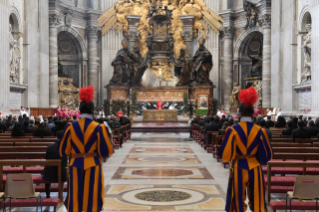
left=143, top=110, right=178, bottom=122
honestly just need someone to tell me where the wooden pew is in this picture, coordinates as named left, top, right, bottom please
left=205, top=131, right=218, bottom=152
left=0, top=139, right=30, bottom=142
left=266, top=161, right=319, bottom=204
left=273, top=152, right=319, bottom=160
left=0, top=146, right=47, bottom=152
left=273, top=147, right=319, bottom=153
left=271, top=143, right=312, bottom=147
left=0, top=159, right=63, bottom=201
left=31, top=138, right=58, bottom=142
left=0, top=152, right=46, bottom=159
left=15, top=142, right=54, bottom=147
left=0, top=142, right=13, bottom=146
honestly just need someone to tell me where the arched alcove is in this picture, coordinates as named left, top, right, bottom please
left=298, top=11, right=311, bottom=84
left=58, top=31, right=84, bottom=88
left=235, top=31, right=263, bottom=88
left=9, top=11, right=22, bottom=84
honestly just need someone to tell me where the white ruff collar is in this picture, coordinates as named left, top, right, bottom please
left=241, top=117, right=253, bottom=122
left=80, top=114, right=94, bottom=120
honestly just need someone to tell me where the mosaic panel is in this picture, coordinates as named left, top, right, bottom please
left=104, top=185, right=225, bottom=211
left=111, top=167, right=213, bottom=179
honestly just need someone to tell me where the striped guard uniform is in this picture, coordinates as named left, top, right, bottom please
left=218, top=121, right=273, bottom=212
left=58, top=118, right=113, bottom=212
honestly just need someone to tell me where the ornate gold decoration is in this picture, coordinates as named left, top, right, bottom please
left=58, top=77, right=80, bottom=109
left=135, top=190, right=192, bottom=202
left=99, top=0, right=223, bottom=58
left=143, top=110, right=178, bottom=121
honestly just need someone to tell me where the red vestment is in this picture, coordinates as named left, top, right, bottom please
left=157, top=101, right=163, bottom=110
left=117, top=110, right=124, bottom=119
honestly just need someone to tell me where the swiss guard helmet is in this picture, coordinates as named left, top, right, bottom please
left=79, top=86, right=95, bottom=114
left=238, top=86, right=258, bottom=117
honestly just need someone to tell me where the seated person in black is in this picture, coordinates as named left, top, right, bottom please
left=282, top=121, right=293, bottom=136
left=306, top=120, right=319, bottom=137
left=42, top=130, right=67, bottom=198
left=292, top=120, right=311, bottom=142
left=11, top=122, right=25, bottom=136
left=33, top=122, right=53, bottom=137
left=24, top=121, right=34, bottom=133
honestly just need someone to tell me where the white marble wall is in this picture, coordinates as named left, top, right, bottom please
left=271, top=1, right=298, bottom=114
left=0, top=0, right=9, bottom=109
left=23, top=0, right=50, bottom=107
left=311, top=2, right=319, bottom=115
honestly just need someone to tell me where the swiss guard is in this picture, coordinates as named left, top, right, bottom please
left=218, top=87, right=273, bottom=212
left=58, top=86, right=113, bottom=212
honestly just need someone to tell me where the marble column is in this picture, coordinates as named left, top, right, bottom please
left=222, top=26, right=235, bottom=112
left=127, top=15, right=141, bottom=51
left=49, top=14, right=61, bottom=108
left=86, top=26, right=100, bottom=105
left=180, top=15, right=195, bottom=56
left=260, top=14, right=271, bottom=108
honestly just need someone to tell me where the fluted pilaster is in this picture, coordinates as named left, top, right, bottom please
left=49, top=14, right=61, bottom=107
left=222, top=26, right=235, bottom=112
left=260, top=14, right=271, bottom=107
left=86, top=26, right=100, bottom=105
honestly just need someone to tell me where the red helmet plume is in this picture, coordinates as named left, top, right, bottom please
left=238, top=86, right=258, bottom=107
left=79, top=86, right=94, bottom=105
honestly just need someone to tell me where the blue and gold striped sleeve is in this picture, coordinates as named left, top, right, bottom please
left=218, top=127, right=237, bottom=162
left=57, top=123, right=72, bottom=157
left=258, top=128, right=273, bottom=163
left=97, top=124, right=114, bottom=158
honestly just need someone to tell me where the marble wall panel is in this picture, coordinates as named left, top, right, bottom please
left=312, top=4, right=319, bottom=114
left=0, top=1, right=9, bottom=109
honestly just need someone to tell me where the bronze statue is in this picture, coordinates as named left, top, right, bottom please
left=109, top=39, right=135, bottom=86
left=174, top=49, right=192, bottom=86
left=191, top=38, right=213, bottom=85
left=131, top=47, right=148, bottom=87
left=248, top=50, right=263, bottom=77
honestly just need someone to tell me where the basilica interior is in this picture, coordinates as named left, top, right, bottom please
left=0, top=0, right=319, bottom=212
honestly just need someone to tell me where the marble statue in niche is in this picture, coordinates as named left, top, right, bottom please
left=9, top=24, right=21, bottom=84
left=244, top=1, right=258, bottom=29
left=173, top=48, right=192, bottom=86
left=248, top=50, right=263, bottom=77
left=109, top=39, right=136, bottom=86
left=229, top=82, right=241, bottom=109
left=191, top=38, right=213, bottom=85
left=301, top=23, right=312, bottom=83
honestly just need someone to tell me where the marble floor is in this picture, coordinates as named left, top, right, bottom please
left=8, top=132, right=230, bottom=212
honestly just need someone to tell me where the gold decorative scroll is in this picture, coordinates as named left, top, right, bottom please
left=99, top=0, right=223, bottom=57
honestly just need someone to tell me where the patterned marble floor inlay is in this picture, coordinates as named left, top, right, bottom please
left=135, top=190, right=192, bottom=202
left=112, top=167, right=213, bottom=179
left=129, top=147, right=194, bottom=153
left=123, top=155, right=202, bottom=164
left=104, top=185, right=225, bottom=211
